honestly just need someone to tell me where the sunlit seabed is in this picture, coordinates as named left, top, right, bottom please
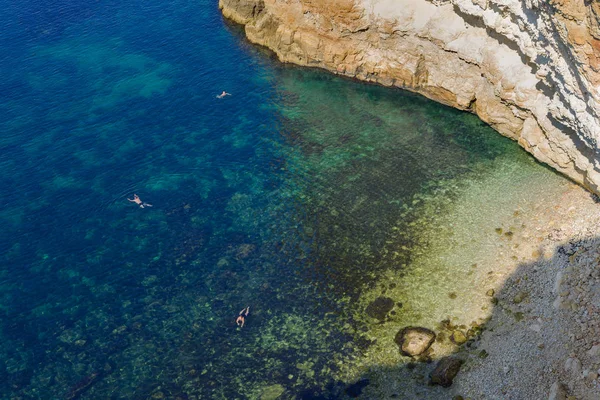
left=0, top=0, right=571, bottom=398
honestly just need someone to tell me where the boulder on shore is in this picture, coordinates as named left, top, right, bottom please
left=429, top=357, right=463, bottom=387
left=548, top=380, right=567, bottom=400
left=394, top=326, right=436, bottom=356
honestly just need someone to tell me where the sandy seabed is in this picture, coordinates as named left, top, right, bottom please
left=339, top=161, right=600, bottom=400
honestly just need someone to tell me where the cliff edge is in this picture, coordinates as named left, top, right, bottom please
left=220, top=0, right=600, bottom=194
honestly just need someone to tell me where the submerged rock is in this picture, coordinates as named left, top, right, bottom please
left=429, top=357, right=463, bottom=387
left=345, top=378, right=370, bottom=398
left=65, top=371, right=101, bottom=400
left=365, top=296, right=395, bottom=320
left=513, top=292, right=527, bottom=304
left=260, top=384, right=285, bottom=400
left=395, top=327, right=436, bottom=356
left=450, top=330, right=467, bottom=345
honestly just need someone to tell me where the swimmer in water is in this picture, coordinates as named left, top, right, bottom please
left=236, top=306, right=250, bottom=328
left=128, top=194, right=152, bottom=208
left=216, top=91, right=231, bottom=99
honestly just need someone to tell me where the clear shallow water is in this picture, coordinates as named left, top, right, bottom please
left=0, top=0, right=560, bottom=398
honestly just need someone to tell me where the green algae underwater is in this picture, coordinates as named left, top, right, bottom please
left=0, top=0, right=569, bottom=398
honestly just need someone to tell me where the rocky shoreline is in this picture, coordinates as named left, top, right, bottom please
left=220, top=0, right=600, bottom=194
left=450, top=183, right=600, bottom=400
left=335, top=177, right=600, bottom=399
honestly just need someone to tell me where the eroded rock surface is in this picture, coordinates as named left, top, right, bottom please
left=395, top=326, right=436, bottom=356
left=220, top=0, right=600, bottom=193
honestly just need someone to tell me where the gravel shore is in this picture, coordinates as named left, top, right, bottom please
left=440, top=181, right=600, bottom=400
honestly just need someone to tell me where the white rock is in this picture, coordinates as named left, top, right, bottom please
left=564, top=357, right=582, bottom=378
left=548, top=381, right=567, bottom=400
left=587, top=344, right=600, bottom=358
left=553, top=297, right=562, bottom=309
left=554, top=271, right=564, bottom=293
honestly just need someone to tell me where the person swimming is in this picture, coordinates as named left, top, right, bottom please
left=128, top=194, right=152, bottom=208
left=236, top=306, right=250, bottom=328
left=216, top=91, right=231, bottom=99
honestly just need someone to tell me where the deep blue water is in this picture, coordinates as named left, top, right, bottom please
left=0, top=0, right=544, bottom=398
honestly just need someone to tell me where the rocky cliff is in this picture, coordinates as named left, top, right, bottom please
left=220, top=0, right=600, bottom=193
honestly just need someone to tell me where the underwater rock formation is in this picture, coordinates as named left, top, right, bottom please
left=220, top=0, right=600, bottom=193
left=344, top=378, right=370, bottom=398
left=365, top=296, right=395, bottom=321
left=65, top=371, right=101, bottom=400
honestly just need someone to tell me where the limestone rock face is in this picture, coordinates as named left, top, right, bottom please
left=220, top=0, right=600, bottom=193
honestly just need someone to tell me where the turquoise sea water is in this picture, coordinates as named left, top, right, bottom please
left=0, top=0, right=555, bottom=398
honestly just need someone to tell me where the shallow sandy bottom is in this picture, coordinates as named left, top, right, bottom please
left=338, top=158, right=600, bottom=399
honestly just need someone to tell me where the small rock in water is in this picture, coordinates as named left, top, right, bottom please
left=429, top=357, right=463, bottom=387
left=65, top=371, right=101, bottom=400
left=513, top=292, right=527, bottom=304
left=395, top=327, right=436, bottom=356
left=365, top=296, right=395, bottom=321
left=450, top=330, right=467, bottom=345
left=260, top=384, right=285, bottom=400
left=514, top=312, right=525, bottom=322
left=486, top=289, right=495, bottom=297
